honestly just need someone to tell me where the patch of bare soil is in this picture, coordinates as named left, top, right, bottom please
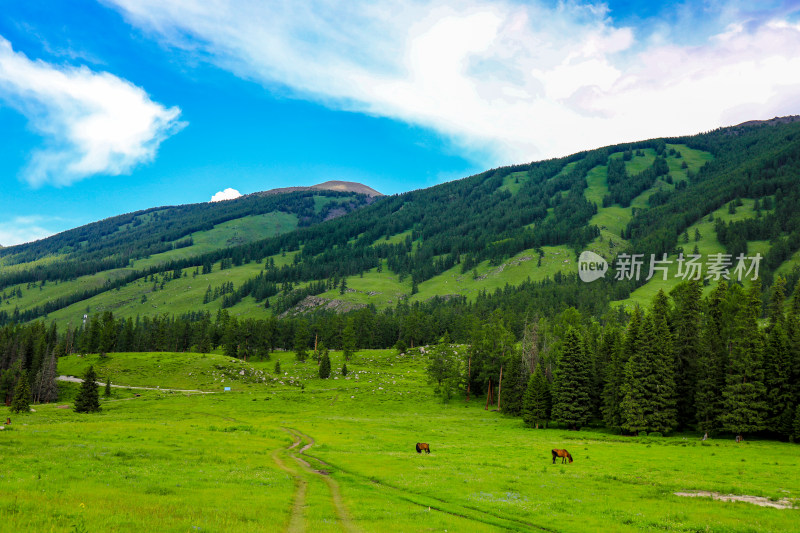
left=675, top=491, right=796, bottom=509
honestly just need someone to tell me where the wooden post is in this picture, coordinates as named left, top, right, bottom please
left=466, top=356, right=471, bottom=402
left=485, top=380, right=492, bottom=410
left=497, top=365, right=503, bottom=411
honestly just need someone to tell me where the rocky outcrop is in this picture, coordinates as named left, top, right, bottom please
left=279, top=295, right=367, bottom=317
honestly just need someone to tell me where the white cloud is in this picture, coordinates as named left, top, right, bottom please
left=210, top=188, right=242, bottom=202
left=0, top=216, right=56, bottom=246
left=106, top=1, right=800, bottom=165
left=0, top=36, right=184, bottom=186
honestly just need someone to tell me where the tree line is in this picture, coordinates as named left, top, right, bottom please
left=425, top=277, right=800, bottom=442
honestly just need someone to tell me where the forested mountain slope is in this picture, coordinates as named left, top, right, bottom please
left=4, top=117, right=800, bottom=441
left=2, top=118, right=800, bottom=329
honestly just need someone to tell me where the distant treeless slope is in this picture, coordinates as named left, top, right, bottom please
left=255, top=180, right=383, bottom=197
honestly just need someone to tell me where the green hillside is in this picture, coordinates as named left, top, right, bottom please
left=3, top=118, right=800, bottom=331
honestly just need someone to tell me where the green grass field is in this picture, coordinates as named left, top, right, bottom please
left=2, top=348, right=798, bottom=532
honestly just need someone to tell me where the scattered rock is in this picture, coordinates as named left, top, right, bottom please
left=279, top=295, right=367, bottom=317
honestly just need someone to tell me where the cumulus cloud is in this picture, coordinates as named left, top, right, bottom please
left=0, top=216, right=56, bottom=246
left=0, top=36, right=184, bottom=186
left=210, top=188, right=242, bottom=202
left=106, top=1, right=800, bottom=165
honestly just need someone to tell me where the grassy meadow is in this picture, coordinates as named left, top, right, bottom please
left=2, top=349, right=798, bottom=532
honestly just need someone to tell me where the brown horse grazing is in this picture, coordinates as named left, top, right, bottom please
left=552, top=449, right=573, bottom=464
left=416, top=442, right=431, bottom=454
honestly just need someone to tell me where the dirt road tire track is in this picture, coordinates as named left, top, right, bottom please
left=272, top=431, right=307, bottom=532
left=284, top=428, right=359, bottom=533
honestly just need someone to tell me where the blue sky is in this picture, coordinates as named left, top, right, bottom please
left=1, top=0, right=799, bottom=245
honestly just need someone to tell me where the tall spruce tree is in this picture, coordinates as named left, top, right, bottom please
left=696, top=282, right=727, bottom=432
left=522, top=363, right=551, bottom=429
left=620, top=314, right=657, bottom=434
left=603, top=308, right=640, bottom=428
left=10, top=370, right=31, bottom=414
left=767, top=276, right=787, bottom=331
left=720, top=282, right=767, bottom=437
left=670, top=279, right=702, bottom=429
left=619, top=297, right=678, bottom=435
left=787, top=281, right=800, bottom=433
left=552, top=328, right=592, bottom=430
left=650, top=302, right=678, bottom=433
left=764, top=277, right=793, bottom=436
left=74, top=365, right=101, bottom=413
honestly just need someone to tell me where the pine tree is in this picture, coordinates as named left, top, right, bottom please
left=696, top=282, right=727, bottom=432
left=764, top=321, right=793, bottom=435
left=319, top=352, right=331, bottom=379
left=341, top=362, right=348, bottom=376
left=223, top=319, right=239, bottom=359
left=793, top=404, right=800, bottom=442
left=720, top=282, right=767, bottom=438
left=500, top=348, right=528, bottom=416
left=197, top=332, right=211, bottom=354
left=603, top=309, right=640, bottom=428
left=10, top=370, right=31, bottom=414
left=788, top=280, right=800, bottom=435
left=342, top=320, right=356, bottom=361
left=764, top=279, right=793, bottom=436
left=522, top=364, right=550, bottom=428
left=274, top=360, right=281, bottom=374
left=105, top=376, right=112, bottom=398
left=552, top=328, right=592, bottom=430
left=74, top=366, right=101, bottom=413
left=650, top=307, right=678, bottom=433
left=670, top=280, right=702, bottom=429
left=294, top=321, right=309, bottom=362
left=767, top=276, right=787, bottom=330
left=620, top=314, right=657, bottom=434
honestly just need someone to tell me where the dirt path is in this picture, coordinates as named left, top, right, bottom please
left=283, top=427, right=358, bottom=533
left=272, top=432, right=308, bottom=533
left=57, top=375, right=215, bottom=394
left=675, top=491, right=797, bottom=509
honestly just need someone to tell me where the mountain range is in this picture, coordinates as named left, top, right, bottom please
left=2, top=117, right=800, bottom=327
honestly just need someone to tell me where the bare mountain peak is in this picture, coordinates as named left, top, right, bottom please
left=310, top=181, right=382, bottom=196
left=732, top=115, right=800, bottom=129
left=255, top=180, right=382, bottom=197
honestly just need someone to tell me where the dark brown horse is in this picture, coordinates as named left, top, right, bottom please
left=552, top=449, right=573, bottom=464
left=416, top=442, right=431, bottom=454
